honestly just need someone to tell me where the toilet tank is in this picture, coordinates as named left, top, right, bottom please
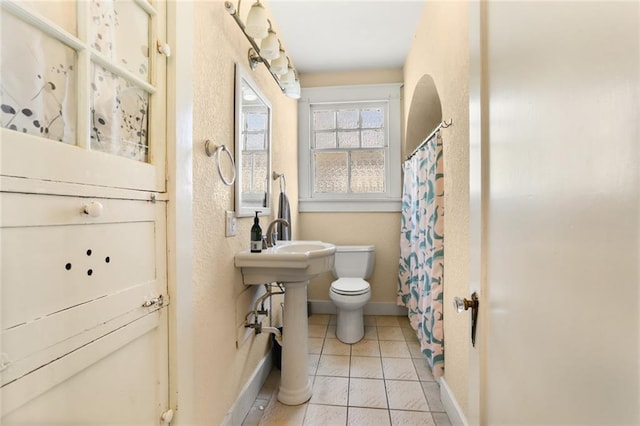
left=332, top=245, right=375, bottom=279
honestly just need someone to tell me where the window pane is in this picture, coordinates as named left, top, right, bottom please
left=1, top=12, right=77, bottom=144
left=337, top=131, right=359, bottom=148
left=315, top=152, right=347, bottom=193
left=253, top=151, right=268, bottom=192
left=242, top=154, right=252, bottom=192
left=245, top=132, right=264, bottom=150
left=90, top=64, right=149, bottom=162
left=351, top=150, right=385, bottom=193
left=246, top=111, right=267, bottom=131
left=337, top=109, right=358, bottom=129
left=361, top=107, right=384, bottom=128
left=361, top=129, right=384, bottom=147
left=313, top=110, right=335, bottom=130
left=315, top=131, right=336, bottom=149
left=90, top=0, right=150, bottom=81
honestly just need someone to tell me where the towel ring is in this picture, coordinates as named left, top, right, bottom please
left=205, top=140, right=236, bottom=186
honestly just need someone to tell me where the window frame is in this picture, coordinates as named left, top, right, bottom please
left=298, top=84, right=402, bottom=212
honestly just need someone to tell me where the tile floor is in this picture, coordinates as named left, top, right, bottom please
left=242, top=315, right=451, bottom=426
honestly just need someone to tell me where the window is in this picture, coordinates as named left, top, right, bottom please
left=298, top=84, right=402, bottom=212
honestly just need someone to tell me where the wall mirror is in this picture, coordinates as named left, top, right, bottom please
left=234, top=65, right=272, bottom=217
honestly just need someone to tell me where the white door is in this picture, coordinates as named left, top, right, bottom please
left=470, top=2, right=639, bottom=424
left=1, top=1, right=170, bottom=423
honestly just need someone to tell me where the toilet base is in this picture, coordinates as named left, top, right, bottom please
left=336, top=308, right=365, bottom=344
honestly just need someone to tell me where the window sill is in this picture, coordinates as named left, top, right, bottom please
left=299, top=198, right=401, bottom=213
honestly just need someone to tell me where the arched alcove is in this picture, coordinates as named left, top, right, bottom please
left=404, top=74, right=442, bottom=159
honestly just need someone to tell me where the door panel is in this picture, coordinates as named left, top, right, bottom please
left=475, top=2, right=639, bottom=424
left=1, top=193, right=169, bottom=422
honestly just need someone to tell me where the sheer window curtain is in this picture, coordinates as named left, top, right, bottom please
left=397, top=132, right=445, bottom=377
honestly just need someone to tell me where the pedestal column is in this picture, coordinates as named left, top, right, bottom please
left=277, top=280, right=312, bottom=405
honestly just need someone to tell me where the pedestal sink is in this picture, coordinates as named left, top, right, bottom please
left=234, top=241, right=335, bottom=405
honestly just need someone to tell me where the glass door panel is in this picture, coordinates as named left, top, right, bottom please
left=0, top=12, right=77, bottom=145
left=90, top=0, right=151, bottom=82
left=90, top=64, right=149, bottom=162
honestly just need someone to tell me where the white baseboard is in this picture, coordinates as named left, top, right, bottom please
left=308, top=300, right=408, bottom=316
left=438, top=377, right=468, bottom=426
left=222, top=351, right=273, bottom=426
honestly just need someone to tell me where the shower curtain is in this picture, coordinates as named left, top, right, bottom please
left=397, top=132, right=445, bottom=377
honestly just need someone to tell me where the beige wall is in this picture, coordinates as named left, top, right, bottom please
left=191, top=2, right=298, bottom=424
left=300, top=68, right=403, bottom=88
left=403, top=0, right=471, bottom=418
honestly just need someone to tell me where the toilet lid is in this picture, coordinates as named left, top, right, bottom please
left=331, top=278, right=370, bottom=295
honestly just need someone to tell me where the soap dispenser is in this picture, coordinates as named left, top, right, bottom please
left=250, top=211, right=262, bottom=253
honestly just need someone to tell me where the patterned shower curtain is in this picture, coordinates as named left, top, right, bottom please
left=397, top=133, right=445, bottom=377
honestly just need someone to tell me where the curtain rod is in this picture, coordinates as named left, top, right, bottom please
left=406, top=118, right=453, bottom=160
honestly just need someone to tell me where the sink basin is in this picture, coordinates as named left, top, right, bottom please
left=235, top=240, right=336, bottom=284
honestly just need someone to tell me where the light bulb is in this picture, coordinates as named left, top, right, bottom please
left=280, top=67, right=295, bottom=87
left=285, top=78, right=301, bottom=99
left=245, top=1, right=268, bottom=39
left=260, top=30, right=280, bottom=60
left=271, top=51, right=288, bottom=75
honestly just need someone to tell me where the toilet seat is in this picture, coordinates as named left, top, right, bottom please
left=330, top=278, right=370, bottom=296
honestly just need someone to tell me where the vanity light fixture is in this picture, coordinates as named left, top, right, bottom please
left=224, top=0, right=299, bottom=99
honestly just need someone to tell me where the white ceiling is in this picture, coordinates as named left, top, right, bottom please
left=268, top=1, right=426, bottom=74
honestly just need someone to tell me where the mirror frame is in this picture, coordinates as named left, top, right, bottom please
left=234, top=64, right=272, bottom=217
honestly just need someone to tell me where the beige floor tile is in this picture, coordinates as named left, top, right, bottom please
left=381, top=358, right=419, bottom=381
left=406, top=340, right=424, bottom=358
left=308, top=314, right=331, bottom=325
left=308, top=324, right=328, bottom=338
left=377, top=327, right=406, bottom=341
left=317, top=354, right=350, bottom=377
left=308, top=354, right=320, bottom=375
left=257, top=369, right=280, bottom=400
left=350, top=356, right=384, bottom=379
left=432, top=412, right=452, bottom=426
left=363, top=315, right=376, bottom=326
left=351, top=339, right=381, bottom=357
left=329, top=315, right=338, bottom=325
left=258, top=398, right=307, bottom=426
left=379, top=341, right=411, bottom=358
left=376, top=316, right=401, bottom=327
left=412, top=358, right=435, bottom=382
left=397, top=316, right=411, bottom=328
left=310, top=376, right=349, bottom=406
left=364, top=325, right=378, bottom=340
left=242, top=398, right=271, bottom=426
left=322, top=338, right=351, bottom=356
left=308, top=337, right=324, bottom=355
left=303, top=404, right=347, bottom=426
left=401, top=327, right=418, bottom=341
left=349, top=378, right=388, bottom=409
left=326, top=325, right=337, bottom=339
left=348, top=407, right=391, bottom=426
left=385, top=380, right=429, bottom=411
left=390, top=410, right=435, bottom=425
left=422, top=382, right=445, bottom=412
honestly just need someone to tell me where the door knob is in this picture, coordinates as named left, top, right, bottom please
left=454, top=292, right=479, bottom=347
left=82, top=201, right=103, bottom=217
left=454, top=296, right=477, bottom=313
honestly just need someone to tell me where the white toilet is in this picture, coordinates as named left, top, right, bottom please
left=329, top=245, right=375, bottom=344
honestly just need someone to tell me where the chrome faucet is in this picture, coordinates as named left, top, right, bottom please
left=265, top=219, right=289, bottom=248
